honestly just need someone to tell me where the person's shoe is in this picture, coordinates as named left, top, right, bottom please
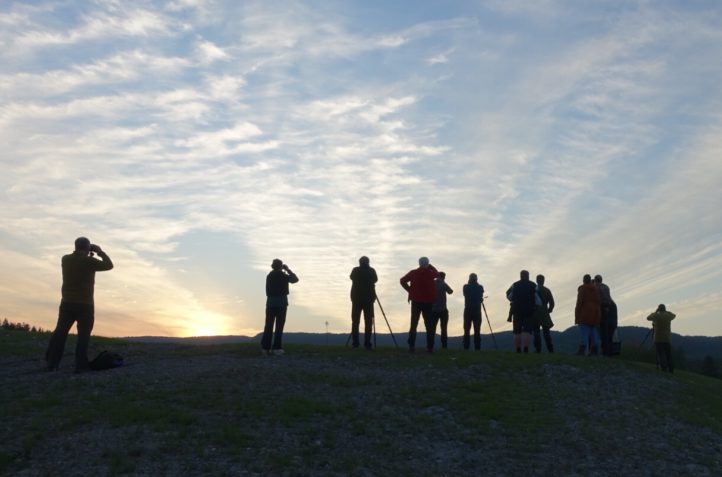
left=261, top=349, right=271, bottom=356
left=46, top=363, right=59, bottom=372
left=523, top=347, right=529, bottom=354
left=272, top=349, right=285, bottom=356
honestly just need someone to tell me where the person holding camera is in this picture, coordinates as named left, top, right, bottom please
left=45, top=237, right=114, bottom=372
left=646, top=304, right=676, bottom=373
left=462, top=273, right=484, bottom=351
left=349, top=256, right=378, bottom=350
left=432, top=272, right=454, bottom=350
left=262, top=259, right=299, bottom=355
left=400, top=257, right=438, bottom=353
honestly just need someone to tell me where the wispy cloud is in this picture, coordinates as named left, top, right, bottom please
left=1, top=0, right=721, bottom=338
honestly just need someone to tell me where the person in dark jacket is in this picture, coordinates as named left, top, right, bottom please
left=462, top=273, right=484, bottom=351
left=533, top=274, right=555, bottom=353
left=262, top=259, right=299, bottom=355
left=575, top=274, right=601, bottom=356
left=400, top=257, right=438, bottom=352
left=432, top=272, right=453, bottom=349
left=350, top=256, right=378, bottom=350
left=507, top=270, right=536, bottom=353
left=46, top=237, right=114, bottom=372
left=594, top=275, right=618, bottom=356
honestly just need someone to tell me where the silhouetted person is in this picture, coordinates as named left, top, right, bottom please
left=533, top=274, right=555, bottom=353
left=647, top=304, right=676, bottom=373
left=462, top=273, right=484, bottom=351
left=575, top=274, right=601, bottom=356
left=594, top=275, right=618, bottom=356
left=400, top=257, right=438, bottom=353
left=507, top=270, right=536, bottom=353
left=350, top=256, right=378, bottom=350
left=45, top=237, right=113, bottom=372
left=262, top=259, right=298, bottom=355
left=432, top=272, right=453, bottom=349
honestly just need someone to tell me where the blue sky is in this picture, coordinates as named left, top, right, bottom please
left=1, top=0, right=721, bottom=338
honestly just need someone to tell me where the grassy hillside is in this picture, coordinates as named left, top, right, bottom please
left=1, top=329, right=721, bottom=476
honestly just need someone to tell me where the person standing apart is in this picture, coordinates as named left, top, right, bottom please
left=400, top=257, right=438, bottom=353
left=350, top=256, right=378, bottom=350
left=533, top=274, right=555, bottom=353
left=431, top=272, right=453, bottom=350
left=507, top=270, right=536, bottom=353
left=46, top=237, right=114, bottom=372
left=575, top=274, right=601, bottom=356
left=594, top=275, right=618, bottom=356
left=646, top=304, right=676, bottom=373
left=262, top=259, right=299, bottom=355
left=462, top=273, right=484, bottom=351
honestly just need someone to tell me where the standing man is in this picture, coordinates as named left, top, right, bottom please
left=431, top=272, right=453, bottom=350
left=507, top=270, right=536, bottom=353
left=462, top=273, right=484, bottom=351
left=575, top=274, right=601, bottom=356
left=646, top=304, right=676, bottom=373
left=262, top=259, right=299, bottom=355
left=46, top=237, right=114, bottom=372
left=350, top=256, right=378, bottom=350
left=533, top=274, right=555, bottom=353
left=595, top=275, right=618, bottom=356
left=400, top=257, right=438, bottom=353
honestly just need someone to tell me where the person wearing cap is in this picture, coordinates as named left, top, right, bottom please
left=462, top=273, right=485, bottom=351
left=350, top=256, right=378, bottom=350
left=431, top=272, right=454, bottom=350
left=400, top=257, right=438, bottom=352
left=646, top=304, right=676, bottom=373
left=262, top=259, right=299, bottom=355
left=506, top=270, right=536, bottom=353
left=45, top=237, right=114, bottom=372
left=594, top=275, right=618, bottom=356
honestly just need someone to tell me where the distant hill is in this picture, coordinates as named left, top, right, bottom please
left=127, top=325, right=722, bottom=362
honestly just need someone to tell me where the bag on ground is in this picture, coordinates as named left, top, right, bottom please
left=89, top=350, right=124, bottom=370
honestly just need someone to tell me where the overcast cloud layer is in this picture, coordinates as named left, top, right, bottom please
left=1, top=0, right=721, bottom=338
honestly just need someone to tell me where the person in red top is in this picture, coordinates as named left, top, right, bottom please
left=400, top=257, right=438, bottom=352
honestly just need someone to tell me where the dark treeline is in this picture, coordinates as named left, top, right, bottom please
left=1, top=318, right=47, bottom=333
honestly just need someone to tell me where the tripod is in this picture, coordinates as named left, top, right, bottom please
left=346, top=296, right=399, bottom=349
left=481, top=300, right=498, bottom=350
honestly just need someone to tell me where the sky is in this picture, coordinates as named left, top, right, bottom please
left=1, top=0, right=721, bottom=339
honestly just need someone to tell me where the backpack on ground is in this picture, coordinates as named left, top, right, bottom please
left=89, top=350, right=124, bottom=371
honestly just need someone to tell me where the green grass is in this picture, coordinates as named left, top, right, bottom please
left=2, top=329, right=721, bottom=475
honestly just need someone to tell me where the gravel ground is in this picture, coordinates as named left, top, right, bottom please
left=1, top=342, right=721, bottom=476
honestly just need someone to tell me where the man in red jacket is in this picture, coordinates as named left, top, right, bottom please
left=400, top=257, right=438, bottom=353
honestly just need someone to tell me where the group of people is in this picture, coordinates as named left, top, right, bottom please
left=574, top=274, right=619, bottom=356
left=44, top=239, right=676, bottom=374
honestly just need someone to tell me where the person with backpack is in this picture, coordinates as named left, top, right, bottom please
left=262, top=259, right=299, bottom=355
left=400, top=257, right=438, bottom=353
left=462, top=273, right=484, bottom=351
left=349, top=256, right=378, bottom=350
left=45, top=237, right=114, bottom=372
left=594, top=275, right=618, bottom=356
left=533, top=274, right=555, bottom=353
left=646, top=304, right=676, bottom=373
left=431, top=272, right=454, bottom=350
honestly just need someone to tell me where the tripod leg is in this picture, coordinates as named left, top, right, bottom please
left=345, top=332, right=352, bottom=347
left=482, top=303, right=498, bottom=350
left=376, top=297, right=399, bottom=349
left=373, top=314, right=377, bottom=349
